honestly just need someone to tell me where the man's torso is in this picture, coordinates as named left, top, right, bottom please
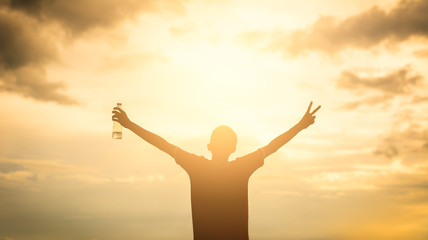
left=174, top=148, right=265, bottom=240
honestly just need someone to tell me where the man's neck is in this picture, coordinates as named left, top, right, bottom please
left=211, top=154, right=230, bottom=163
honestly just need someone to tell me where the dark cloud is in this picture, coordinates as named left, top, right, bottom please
left=0, top=0, right=186, bottom=105
left=335, top=66, right=424, bottom=109
left=0, top=9, right=77, bottom=104
left=0, top=65, right=78, bottom=105
left=7, top=0, right=186, bottom=35
left=0, top=8, right=55, bottom=69
left=239, top=0, right=428, bottom=57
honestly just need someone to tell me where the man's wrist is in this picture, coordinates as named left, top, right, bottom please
left=296, top=121, right=306, bottom=130
left=124, top=120, right=134, bottom=129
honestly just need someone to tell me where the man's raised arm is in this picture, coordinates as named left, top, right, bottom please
left=112, top=107, right=176, bottom=157
left=262, top=101, right=321, bottom=157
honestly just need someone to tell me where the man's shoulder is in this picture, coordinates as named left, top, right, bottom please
left=234, top=148, right=266, bottom=161
left=174, top=147, right=209, bottom=170
left=174, top=147, right=206, bottom=160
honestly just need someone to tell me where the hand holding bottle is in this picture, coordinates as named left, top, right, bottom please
left=112, top=104, right=132, bottom=129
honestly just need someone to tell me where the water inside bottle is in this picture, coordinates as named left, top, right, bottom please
left=112, top=131, right=122, bottom=139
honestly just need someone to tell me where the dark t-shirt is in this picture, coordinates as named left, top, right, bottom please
left=174, top=147, right=265, bottom=240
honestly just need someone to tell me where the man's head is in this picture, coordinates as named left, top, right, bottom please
left=207, top=125, right=237, bottom=159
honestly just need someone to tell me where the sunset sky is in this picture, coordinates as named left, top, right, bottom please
left=1, top=0, right=428, bottom=239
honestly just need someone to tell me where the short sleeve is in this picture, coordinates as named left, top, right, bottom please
left=233, top=148, right=266, bottom=174
left=174, top=146, right=205, bottom=172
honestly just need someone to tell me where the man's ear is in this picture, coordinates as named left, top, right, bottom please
left=207, top=143, right=211, bottom=152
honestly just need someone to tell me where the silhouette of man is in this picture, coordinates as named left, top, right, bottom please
left=112, top=101, right=320, bottom=240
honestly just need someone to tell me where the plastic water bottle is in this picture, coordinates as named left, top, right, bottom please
left=112, top=103, right=122, bottom=139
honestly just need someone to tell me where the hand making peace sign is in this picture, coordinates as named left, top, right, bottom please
left=298, top=101, right=321, bottom=129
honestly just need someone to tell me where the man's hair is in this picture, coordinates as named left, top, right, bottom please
left=210, top=125, right=237, bottom=147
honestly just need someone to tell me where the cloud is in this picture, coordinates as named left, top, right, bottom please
left=412, top=96, right=428, bottom=103
left=372, top=106, right=428, bottom=165
left=414, top=48, right=428, bottom=58
left=0, top=9, right=55, bottom=69
left=0, top=7, right=75, bottom=104
left=0, top=9, right=78, bottom=104
left=7, top=0, right=187, bottom=35
left=0, top=170, right=36, bottom=182
left=58, top=174, right=166, bottom=185
left=337, top=66, right=423, bottom=94
left=0, top=157, right=166, bottom=185
left=0, top=0, right=186, bottom=105
left=374, top=124, right=428, bottom=164
left=0, top=162, right=26, bottom=173
left=239, top=0, right=428, bottom=57
left=339, top=96, right=391, bottom=110
left=0, top=65, right=79, bottom=105
left=0, top=157, right=87, bottom=177
left=336, top=66, right=424, bottom=109
left=305, top=170, right=378, bottom=191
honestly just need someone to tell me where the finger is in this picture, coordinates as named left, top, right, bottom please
left=306, top=101, right=313, bottom=113
left=113, top=107, right=123, bottom=112
left=311, top=105, right=321, bottom=115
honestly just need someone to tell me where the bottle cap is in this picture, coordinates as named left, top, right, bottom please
left=117, top=103, right=122, bottom=106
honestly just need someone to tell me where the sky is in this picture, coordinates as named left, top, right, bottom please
left=0, top=0, right=428, bottom=239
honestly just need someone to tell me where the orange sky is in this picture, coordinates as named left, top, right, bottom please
left=1, top=0, right=428, bottom=239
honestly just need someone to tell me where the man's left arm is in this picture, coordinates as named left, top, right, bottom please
left=261, top=101, right=321, bottom=158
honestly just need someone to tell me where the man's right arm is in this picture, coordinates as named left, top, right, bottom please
left=127, top=121, right=176, bottom=157
left=112, top=107, right=176, bottom=157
